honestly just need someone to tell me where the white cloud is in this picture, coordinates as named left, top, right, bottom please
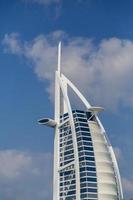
left=0, top=150, right=31, bottom=178
left=0, top=150, right=53, bottom=200
left=114, top=147, right=123, bottom=161
left=122, top=178, right=133, bottom=193
left=3, top=33, right=23, bottom=54
left=2, top=31, right=133, bottom=110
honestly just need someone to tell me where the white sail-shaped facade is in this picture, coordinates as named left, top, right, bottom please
left=38, top=42, right=123, bottom=200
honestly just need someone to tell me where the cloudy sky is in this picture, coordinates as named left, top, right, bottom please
left=0, top=0, right=133, bottom=199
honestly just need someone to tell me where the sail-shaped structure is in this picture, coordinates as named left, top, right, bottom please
left=38, top=42, right=123, bottom=200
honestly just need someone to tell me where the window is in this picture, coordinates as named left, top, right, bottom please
left=80, top=172, right=96, bottom=177
left=87, top=193, right=97, bottom=198
left=76, top=118, right=87, bottom=122
left=84, top=151, right=94, bottom=156
left=79, top=161, right=95, bottom=167
left=81, top=193, right=87, bottom=198
left=64, top=154, right=74, bottom=161
left=80, top=182, right=97, bottom=188
left=67, top=190, right=76, bottom=196
left=82, top=141, right=93, bottom=146
left=78, top=132, right=91, bottom=137
left=64, top=150, right=74, bottom=156
left=86, top=112, right=92, bottom=120
left=86, top=167, right=96, bottom=172
left=84, top=146, right=93, bottom=151
left=77, top=137, right=92, bottom=142
left=79, top=156, right=95, bottom=162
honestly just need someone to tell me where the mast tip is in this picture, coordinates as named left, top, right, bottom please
left=58, top=41, right=62, bottom=73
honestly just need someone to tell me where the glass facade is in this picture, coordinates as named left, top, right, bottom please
left=59, top=110, right=98, bottom=200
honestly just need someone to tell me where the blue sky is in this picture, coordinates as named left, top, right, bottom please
left=0, top=0, right=133, bottom=199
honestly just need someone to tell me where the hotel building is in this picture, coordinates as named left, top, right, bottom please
left=38, top=42, right=123, bottom=200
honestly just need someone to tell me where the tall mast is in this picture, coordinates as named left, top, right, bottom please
left=55, top=41, right=62, bottom=119
left=57, top=41, right=61, bottom=74
left=53, top=41, right=62, bottom=200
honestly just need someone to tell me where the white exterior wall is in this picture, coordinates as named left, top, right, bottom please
left=89, top=121, right=119, bottom=200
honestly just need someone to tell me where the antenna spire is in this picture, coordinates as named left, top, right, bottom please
left=58, top=41, right=61, bottom=74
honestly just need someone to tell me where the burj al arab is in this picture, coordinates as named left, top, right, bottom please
left=38, top=42, right=123, bottom=200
